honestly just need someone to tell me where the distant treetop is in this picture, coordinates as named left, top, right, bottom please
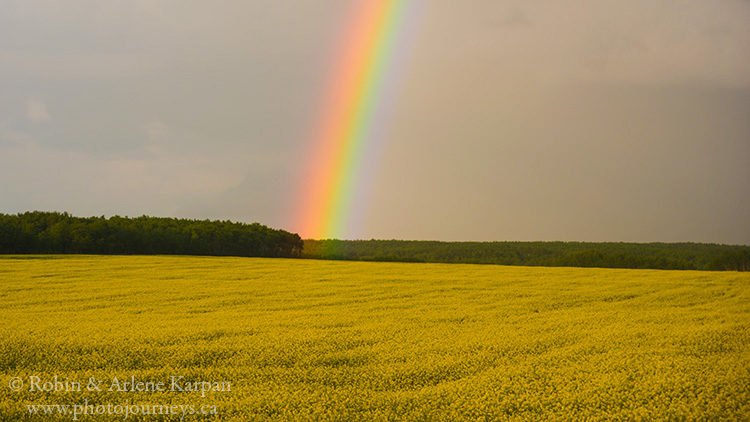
left=0, top=211, right=303, bottom=258
left=303, top=239, right=749, bottom=272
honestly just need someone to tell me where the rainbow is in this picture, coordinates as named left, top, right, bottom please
left=293, top=0, right=424, bottom=240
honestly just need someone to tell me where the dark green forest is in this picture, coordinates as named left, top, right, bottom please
left=0, top=212, right=303, bottom=258
left=2, top=212, right=748, bottom=271
left=303, top=239, right=750, bottom=271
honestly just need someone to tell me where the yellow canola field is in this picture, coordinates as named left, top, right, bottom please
left=0, top=255, right=748, bottom=421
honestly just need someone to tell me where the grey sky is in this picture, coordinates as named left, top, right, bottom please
left=1, top=0, right=748, bottom=243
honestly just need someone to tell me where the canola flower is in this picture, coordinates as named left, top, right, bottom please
left=0, top=255, right=748, bottom=421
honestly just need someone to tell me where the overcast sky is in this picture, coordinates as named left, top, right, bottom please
left=1, top=0, right=748, bottom=243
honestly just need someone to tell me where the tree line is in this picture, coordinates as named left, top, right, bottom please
left=0, top=212, right=303, bottom=258
left=303, top=239, right=750, bottom=271
left=2, top=212, right=747, bottom=271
